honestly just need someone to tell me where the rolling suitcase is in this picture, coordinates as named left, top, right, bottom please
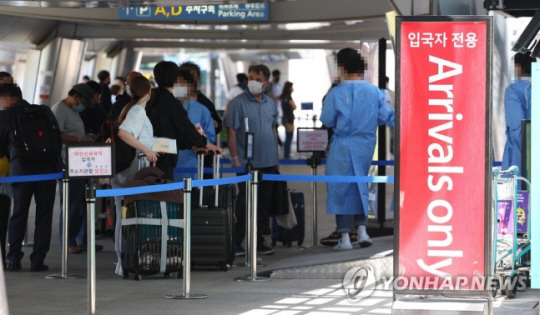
left=190, top=153, right=236, bottom=271
left=271, top=190, right=305, bottom=247
left=121, top=164, right=184, bottom=280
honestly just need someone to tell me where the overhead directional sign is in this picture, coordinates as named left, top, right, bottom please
left=118, top=3, right=269, bottom=21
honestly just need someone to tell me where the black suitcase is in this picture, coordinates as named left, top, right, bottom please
left=271, top=190, right=305, bottom=247
left=121, top=200, right=183, bottom=280
left=190, top=153, right=236, bottom=271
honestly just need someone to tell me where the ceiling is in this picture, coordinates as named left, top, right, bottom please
left=0, top=0, right=495, bottom=56
left=0, top=0, right=398, bottom=55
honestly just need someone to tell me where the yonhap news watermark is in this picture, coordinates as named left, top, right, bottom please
left=342, top=265, right=527, bottom=301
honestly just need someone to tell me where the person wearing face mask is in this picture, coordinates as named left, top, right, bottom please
left=52, top=83, right=96, bottom=255
left=108, top=71, right=143, bottom=122
left=173, top=70, right=216, bottom=181
left=320, top=48, right=394, bottom=251
left=146, top=61, right=223, bottom=180
left=225, top=64, right=280, bottom=256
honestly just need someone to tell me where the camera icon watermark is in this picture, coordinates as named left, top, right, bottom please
left=342, top=264, right=378, bottom=302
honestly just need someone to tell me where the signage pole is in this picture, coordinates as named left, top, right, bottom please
left=86, top=182, right=97, bottom=315
left=46, top=174, right=83, bottom=280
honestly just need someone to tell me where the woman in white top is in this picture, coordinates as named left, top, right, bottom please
left=112, top=75, right=158, bottom=276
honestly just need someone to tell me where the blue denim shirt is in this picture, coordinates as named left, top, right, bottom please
left=225, top=91, right=278, bottom=168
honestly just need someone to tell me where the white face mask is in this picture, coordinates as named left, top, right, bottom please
left=247, top=80, right=264, bottom=95
left=172, top=85, right=188, bottom=99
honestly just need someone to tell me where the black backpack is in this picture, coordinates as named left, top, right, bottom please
left=13, top=104, right=62, bottom=163
left=100, top=121, right=136, bottom=174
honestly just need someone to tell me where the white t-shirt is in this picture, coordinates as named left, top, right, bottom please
left=272, top=82, right=282, bottom=99
left=119, top=104, right=154, bottom=150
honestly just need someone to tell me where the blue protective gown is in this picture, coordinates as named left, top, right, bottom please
left=502, top=80, right=531, bottom=174
left=174, top=100, right=216, bottom=181
left=320, top=80, right=394, bottom=216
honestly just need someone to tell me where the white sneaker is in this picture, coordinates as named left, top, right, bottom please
left=115, top=262, right=123, bottom=277
left=333, top=239, right=353, bottom=251
left=358, top=234, right=373, bottom=248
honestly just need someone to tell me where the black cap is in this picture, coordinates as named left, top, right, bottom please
left=71, top=83, right=94, bottom=105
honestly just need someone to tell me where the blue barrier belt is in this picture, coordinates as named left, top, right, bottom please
left=262, top=173, right=394, bottom=183
left=95, top=174, right=252, bottom=198
left=0, top=172, right=64, bottom=184
left=96, top=182, right=185, bottom=198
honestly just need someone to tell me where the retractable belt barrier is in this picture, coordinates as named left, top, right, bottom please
left=0, top=172, right=63, bottom=183
left=262, top=174, right=394, bottom=183
left=95, top=174, right=252, bottom=198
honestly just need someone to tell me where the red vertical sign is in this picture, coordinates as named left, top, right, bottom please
left=398, top=18, right=490, bottom=290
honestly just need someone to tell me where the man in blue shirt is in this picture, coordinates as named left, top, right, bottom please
left=173, top=70, right=216, bottom=181
left=226, top=64, right=279, bottom=256
left=502, top=52, right=536, bottom=174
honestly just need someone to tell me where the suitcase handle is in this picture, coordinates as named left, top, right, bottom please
left=196, top=151, right=221, bottom=208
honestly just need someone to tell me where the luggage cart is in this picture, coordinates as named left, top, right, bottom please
left=491, top=166, right=531, bottom=298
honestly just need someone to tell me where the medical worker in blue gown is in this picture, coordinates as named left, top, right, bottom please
left=320, top=48, right=394, bottom=251
left=502, top=52, right=536, bottom=174
left=173, top=70, right=216, bottom=181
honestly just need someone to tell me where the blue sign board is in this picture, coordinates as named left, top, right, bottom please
left=118, top=3, right=269, bottom=21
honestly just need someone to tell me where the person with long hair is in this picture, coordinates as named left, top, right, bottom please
left=280, top=81, right=296, bottom=159
left=112, top=75, right=158, bottom=276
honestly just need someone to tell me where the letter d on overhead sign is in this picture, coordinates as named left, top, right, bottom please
left=342, top=265, right=376, bottom=301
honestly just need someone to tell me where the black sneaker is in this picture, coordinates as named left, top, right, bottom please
left=235, top=246, right=246, bottom=257
left=320, top=232, right=340, bottom=246
left=30, top=263, right=49, bottom=272
left=257, top=243, right=275, bottom=255
left=320, top=232, right=359, bottom=246
left=6, top=261, right=22, bottom=271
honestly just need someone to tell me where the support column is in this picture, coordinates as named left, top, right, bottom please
left=114, top=48, right=141, bottom=79
left=530, top=62, right=540, bottom=288
left=35, top=38, right=86, bottom=106
left=377, top=38, right=387, bottom=229
left=92, top=52, right=113, bottom=82
left=22, top=49, right=41, bottom=104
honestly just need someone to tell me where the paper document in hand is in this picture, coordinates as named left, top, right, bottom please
left=153, top=137, right=177, bottom=154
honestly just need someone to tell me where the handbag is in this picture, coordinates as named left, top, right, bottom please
left=276, top=189, right=297, bottom=229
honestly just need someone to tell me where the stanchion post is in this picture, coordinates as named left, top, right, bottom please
left=86, top=182, right=97, bottom=315
left=245, top=172, right=252, bottom=268
left=312, top=167, right=318, bottom=247
left=165, top=178, right=207, bottom=300
left=46, top=175, right=83, bottom=280
left=235, top=170, right=270, bottom=282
